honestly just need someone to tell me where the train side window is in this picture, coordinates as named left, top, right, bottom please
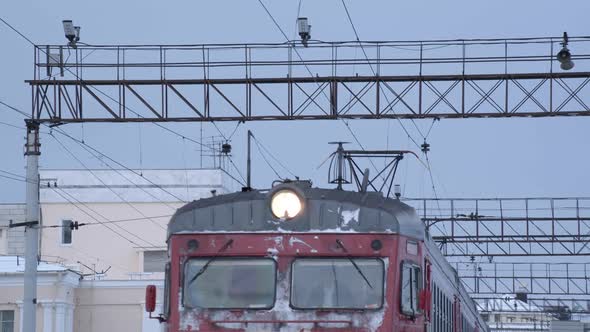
left=163, top=262, right=170, bottom=318
left=400, top=261, right=421, bottom=316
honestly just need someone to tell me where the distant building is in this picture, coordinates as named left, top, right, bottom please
left=0, top=255, right=164, bottom=332
left=38, top=168, right=235, bottom=279
left=550, top=320, right=590, bottom=332
left=0, top=204, right=26, bottom=256
left=0, top=168, right=236, bottom=332
left=479, top=296, right=553, bottom=331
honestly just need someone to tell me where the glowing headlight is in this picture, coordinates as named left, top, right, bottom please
left=271, top=190, right=303, bottom=219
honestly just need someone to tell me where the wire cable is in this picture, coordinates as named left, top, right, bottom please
left=252, top=134, right=297, bottom=178
left=50, top=133, right=167, bottom=230
left=339, top=0, right=425, bottom=146
left=48, top=186, right=160, bottom=248
left=38, top=213, right=174, bottom=229
left=1, top=99, right=188, bottom=204
left=0, top=121, right=24, bottom=130
left=0, top=100, right=29, bottom=117
left=0, top=173, right=29, bottom=183
left=228, top=121, right=242, bottom=141
left=252, top=138, right=283, bottom=180
left=0, top=16, right=217, bottom=154
left=51, top=128, right=187, bottom=202
left=227, top=156, right=247, bottom=186
left=257, top=0, right=390, bottom=183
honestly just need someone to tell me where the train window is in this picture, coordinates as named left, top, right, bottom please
left=163, top=263, right=170, bottom=318
left=400, top=261, right=421, bottom=316
left=183, top=258, right=276, bottom=309
left=291, top=258, right=384, bottom=309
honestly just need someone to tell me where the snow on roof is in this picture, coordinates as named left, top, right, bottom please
left=0, top=256, right=70, bottom=273
left=477, top=295, right=543, bottom=312
left=39, top=168, right=237, bottom=203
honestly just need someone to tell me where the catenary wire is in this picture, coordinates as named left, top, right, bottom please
left=256, top=0, right=390, bottom=182
left=49, top=132, right=167, bottom=230
left=340, top=0, right=426, bottom=144
left=251, top=134, right=297, bottom=178
left=48, top=186, right=161, bottom=248
left=0, top=98, right=189, bottom=204
left=0, top=16, right=217, bottom=153
left=252, top=138, right=283, bottom=179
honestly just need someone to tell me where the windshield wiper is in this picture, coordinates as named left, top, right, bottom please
left=335, top=239, right=373, bottom=289
left=187, top=239, right=234, bottom=286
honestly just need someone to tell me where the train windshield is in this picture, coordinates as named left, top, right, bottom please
left=183, top=258, right=276, bottom=309
left=291, top=258, right=384, bottom=309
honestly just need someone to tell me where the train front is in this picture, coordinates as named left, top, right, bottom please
left=149, top=180, right=426, bottom=332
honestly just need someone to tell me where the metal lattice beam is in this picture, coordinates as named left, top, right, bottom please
left=405, top=197, right=590, bottom=256
left=453, top=262, right=590, bottom=295
left=475, top=296, right=590, bottom=315
left=27, top=36, right=590, bottom=124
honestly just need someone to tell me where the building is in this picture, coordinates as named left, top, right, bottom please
left=480, top=296, right=553, bottom=331
left=0, top=204, right=26, bottom=256
left=0, top=168, right=236, bottom=332
left=38, top=168, right=234, bottom=279
left=0, top=255, right=165, bottom=332
left=550, top=320, right=590, bottom=332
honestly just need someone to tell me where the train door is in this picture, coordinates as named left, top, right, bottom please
left=419, top=258, right=432, bottom=332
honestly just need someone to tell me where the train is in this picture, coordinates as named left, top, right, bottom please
left=145, top=179, right=488, bottom=332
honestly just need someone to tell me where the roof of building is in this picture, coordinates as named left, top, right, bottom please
left=0, top=256, right=70, bottom=273
left=39, top=168, right=236, bottom=203
left=169, top=181, right=425, bottom=238
left=477, top=295, right=544, bottom=312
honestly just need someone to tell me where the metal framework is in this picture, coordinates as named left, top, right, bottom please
left=327, top=144, right=416, bottom=197
left=475, top=296, right=590, bottom=315
left=27, top=36, right=590, bottom=124
left=453, top=262, right=589, bottom=295
left=404, top=197, right=590, bottom=256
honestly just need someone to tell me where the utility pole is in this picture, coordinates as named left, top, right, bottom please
left=23, top=120, right=40, bottom=332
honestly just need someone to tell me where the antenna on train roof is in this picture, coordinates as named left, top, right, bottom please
left=242, top=130, right=254, bottom=192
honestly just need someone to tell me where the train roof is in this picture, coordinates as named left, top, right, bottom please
left=168, top=181, right=425, bottom=240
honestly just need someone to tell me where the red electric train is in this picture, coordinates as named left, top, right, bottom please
left=145, top=180, right=488, bottom=332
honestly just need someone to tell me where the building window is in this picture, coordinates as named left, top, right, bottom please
left=61, top=220, right=72, bottom=244
left=143, top=250, right=167, bottom=272
left=0, top=310, right=14, bottom=332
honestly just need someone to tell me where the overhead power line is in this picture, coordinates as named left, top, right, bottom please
left=0, top=121, right=24, bottom=130
left=48, top=186, right=161, bottom=248
left=49, top=133, right=167, bottom=231
left=37, top=214, right=174, bottom=229
left=256, top=0, right=390, bottom=181
left=0, top=98, right=193, bottom=204
left=0, top=16, right=217, bottom=154
left=252, top=134, right=297, bottom=179
left=339, top=0, right=425, bottom=148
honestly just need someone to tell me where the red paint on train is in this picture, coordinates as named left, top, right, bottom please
left=156, top=232, right=426, bottom=331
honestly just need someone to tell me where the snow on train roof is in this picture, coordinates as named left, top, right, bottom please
left=168, top=183, right=425, bottom=239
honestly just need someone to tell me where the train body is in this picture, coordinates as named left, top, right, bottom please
left=148, top=181, right=488, bottom=332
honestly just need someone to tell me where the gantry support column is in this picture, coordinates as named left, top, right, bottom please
left=23, top=120, right=40, bottom=332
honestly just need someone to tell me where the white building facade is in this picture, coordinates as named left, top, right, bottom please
left=0, top=168, right=235, bottom=332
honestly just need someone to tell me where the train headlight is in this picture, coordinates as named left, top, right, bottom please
left=271, top=189, right=302, bottom=220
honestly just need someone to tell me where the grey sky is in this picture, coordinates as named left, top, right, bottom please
left=1, top=0, right=590, bottom=204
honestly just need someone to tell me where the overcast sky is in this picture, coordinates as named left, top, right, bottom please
left=1, top=0, right=590, bottom=204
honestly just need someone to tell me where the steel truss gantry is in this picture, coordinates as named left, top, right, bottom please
left=27, top=36, right=590, bottom=124
left=404, top=197, right=590, bottom=256
left=452, top=262, right=590, bottom=296
left=475, top=296, right=590, bottom=315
